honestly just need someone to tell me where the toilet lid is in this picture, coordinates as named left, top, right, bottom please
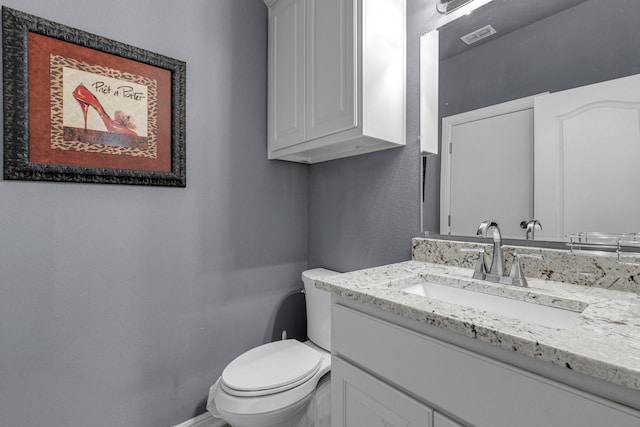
left=221, top=340, right=322, bottom=397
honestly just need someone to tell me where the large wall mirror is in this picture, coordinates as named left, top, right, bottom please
left=420, top=0, right=640, bottom=243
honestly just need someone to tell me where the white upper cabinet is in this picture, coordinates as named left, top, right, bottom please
left=268, top=0, right=306, bottom=151
left=265, top=0, right=406, bottom=163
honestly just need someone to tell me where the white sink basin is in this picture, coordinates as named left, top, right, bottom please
left=401, top=281, right=582, bottom=329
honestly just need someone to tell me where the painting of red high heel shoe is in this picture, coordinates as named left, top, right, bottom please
left=2, top=7, right=186, bottom=186
left=72, top=83, right=139, bottom=137
left=64, top=80, right=146, bottom=150
left=58, top=61, right=153, bottom=156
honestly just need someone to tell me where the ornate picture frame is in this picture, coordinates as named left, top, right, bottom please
left=2, top=7, right=186, bottom=186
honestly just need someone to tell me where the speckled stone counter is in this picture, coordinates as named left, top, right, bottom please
left=413, top=237, right=640, bottom=293
left=317, top=259, right=640, bottom=393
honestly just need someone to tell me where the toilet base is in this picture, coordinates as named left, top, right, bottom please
left=220, top=393, right=312, bottom=427
left=295, top=374, right=331, bottom=427
left=209, top=374, right=331, bottom=427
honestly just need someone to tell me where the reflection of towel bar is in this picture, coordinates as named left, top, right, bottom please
left=566, top=232, right=640, bottom=265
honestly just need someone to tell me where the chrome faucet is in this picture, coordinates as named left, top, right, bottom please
left=476, top=220, right=504, bottom=283
left=463, top=220, right=542, bottom=287
left=520, top=219, right=542, bottom=240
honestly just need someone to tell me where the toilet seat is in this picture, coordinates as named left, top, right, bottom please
left=209, top=341, right=331, bottom=419
left=220, top=340, right=323, bottom=397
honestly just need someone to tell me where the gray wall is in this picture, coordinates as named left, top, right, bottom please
left=440, top=0, right=640, bottom=119
left=0, top=1, right=309, bottom=426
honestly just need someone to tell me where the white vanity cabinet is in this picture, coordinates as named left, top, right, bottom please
left=332, top=338, right=466, bottom=427
left=332, top=357, right=433, bottom=426
left=331, top=302, right=640, bottom=427
left=433, top=412, right=463, bottom=427
left=264, top=0, right=406, bottom=163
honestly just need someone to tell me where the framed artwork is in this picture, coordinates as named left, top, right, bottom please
left=2, top=7, right=186, bottom=186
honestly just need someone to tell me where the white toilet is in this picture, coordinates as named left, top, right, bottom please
left=207, top=268, right=340, bottom=427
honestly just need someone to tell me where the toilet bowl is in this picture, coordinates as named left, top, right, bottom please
left=207, top=268, right=340, bottom=427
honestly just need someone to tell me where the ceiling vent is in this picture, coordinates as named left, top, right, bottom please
left=460, top=24, right=497, bottom=45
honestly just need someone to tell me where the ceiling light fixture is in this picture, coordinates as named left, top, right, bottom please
left=436, top=0, right=476, bottom=14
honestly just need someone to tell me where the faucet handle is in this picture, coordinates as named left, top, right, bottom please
left=514, top=252, right=543, bottom=261
left=460, top=247, right=487, bottom=280
left=507, top=252, right=543, bottom=287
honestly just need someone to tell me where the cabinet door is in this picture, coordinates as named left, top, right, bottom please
left=306, top=0, right=356, bottom=141
left=433, top=412, right=464, bottom=427
left=332, top=357, right=432, bottom=427
left=268, top=0, right=306, bottom=151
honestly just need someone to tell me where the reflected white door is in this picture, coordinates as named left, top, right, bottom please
left=534, top=73, right=640, bottom=240
left=441, top=96, right=535, bottom=239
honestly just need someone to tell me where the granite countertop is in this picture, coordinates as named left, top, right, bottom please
left=317, top=260, right=640, bottom=392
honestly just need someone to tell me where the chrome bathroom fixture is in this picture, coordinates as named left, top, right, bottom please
left=520, top=219, right=543, bottom=240
left=477, top=220, right=504, bottom=282
left=461, top=220, right=543, bottom=287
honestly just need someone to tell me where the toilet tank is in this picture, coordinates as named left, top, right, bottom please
left=302, top=268, right=340, bottom=351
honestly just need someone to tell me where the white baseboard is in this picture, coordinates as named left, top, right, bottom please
left=173, top=411, right=227, bottom=427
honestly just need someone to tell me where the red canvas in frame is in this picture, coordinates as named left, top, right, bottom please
left=28, top=32, right=172, bottom=173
